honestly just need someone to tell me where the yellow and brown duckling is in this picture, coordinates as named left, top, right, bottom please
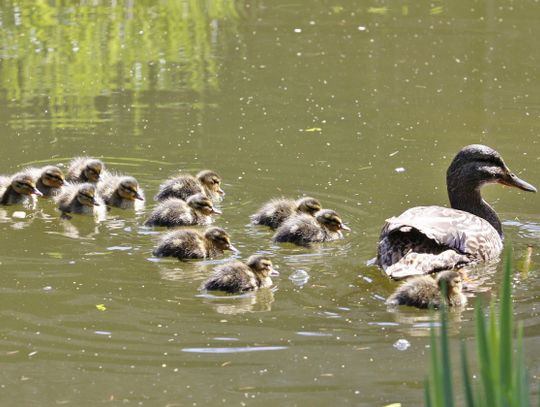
left=377, top=145, right=537, bottom=280
left=65, top=157, right=104, bottom=183
left=54, top=182, right=104, bottom=217
left=272, top=209, right=351, bottom=247
left=24, top=165, right=65, bottom=197
left=201, top=255, right=279, bottom=294
left=144, top=193, right=221, bottom=227
left=97, top=174, right=144, bottom=210
left=154, top=170, right=224, bottom=202
left=385, top=270, right=467, bottom=309
left=0, top=173, right=43, bottom=206
left=251, top=197, right=322, bottom=229
left=153, top=227, right=238, bottom=260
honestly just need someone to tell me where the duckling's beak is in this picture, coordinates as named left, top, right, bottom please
left=269, top=267, right=280, bottom=277
left=32, top=188, right=43, bottom=197
left=218, top=187, right=225, bottom=195
left=227, top=244, right=240, bottom=253
left=340, top=223, right=351, bottom=231
left=135, top=192, right=144, bottom=201
left=58, top=179, right=65, bottom=186
left=500, top=171, right=537, bottom=193
left=92, top=199, right=100, bottom=206
left=212, top=207, right=222, bottom=215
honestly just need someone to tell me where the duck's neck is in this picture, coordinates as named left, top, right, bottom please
left=447, top=180, right=503, bottom=237
left=1, top=185, right=19, bottom=205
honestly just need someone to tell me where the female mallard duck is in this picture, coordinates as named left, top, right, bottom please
left=97, top=174, right=144, bottom=209
left=201, top=255, right=279, bottom=294
left=144, top=193, right=221, bottom=227
left=385, top=270, right=467, bottom=308
left=0, top=173, right=43, bottom=206
left=154, top=170, right=224, bottom=202
left=272, top=209, right=351, bottom=247
left=55, top=183, right=104, bottom=217
left=251, top=197, right=322, bottom=229
left=153, top=227, right=238, bottom=260
left=65, top=157, right=104, bottom=183
left=24, top=166, right=65, bottom=197
left=377, top=144, right=536, bottom=280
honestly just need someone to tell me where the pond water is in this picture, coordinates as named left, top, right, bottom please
left=1, top=1, right=539, bottom=405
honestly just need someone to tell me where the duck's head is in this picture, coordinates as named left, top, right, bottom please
left=40, top=166, right=65, bottom=188
left=204, top=227, right=239, bottom=253
left=246, top=255, right=279, bottom=278
left=315, top=209, right=351, bottom=232
left=117, top=177, right=144, bottom=201
left=447, top=144, right=536, bottom=193
left=436, top=270, right=463, bottom=297
left=197, top=170, right=224, bottom=197
left=76, top=184, right=99, bottom=207
left=83, top=159, right=103, bottom=182
left=296, top=197, right=322, bottom=215
left=187, top=193, right=222, bottom=215
left=11, top=174, right=42, bottom=197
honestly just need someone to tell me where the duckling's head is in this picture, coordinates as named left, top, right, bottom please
left=197, top=170, right=224, bottom=196
left=447, top=144, right=536, bottom=193
left=246, top=255, right=279, bottom=278
left=187, top=193, right=222, bottom=215
left=11, top=174, right=43, bottom=196
left=83, top=159, right=103, bottom=182
left=204, top=227, right=239, bottom=253
left=315, top=209, right=351, bottom=232
left=117, top=177, right=144, bottom=201
left=76, top=184, right=99, bottom=207
left=436, top=270, right=463, bottom=297
left=40, top=166, right=65, bottom=188
left=296, top=197, right=322, bottom=215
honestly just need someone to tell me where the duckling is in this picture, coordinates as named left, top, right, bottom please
left=65, top=157, right=104, bottom=183
left=272, top=209, right=351, bottom=247
left=251, top=197, right=322, bottom=229
left=153, top=227, right=238, bottom=260
left=144, top=193, right=221, bottom=227
left=201, top=255, right=279, bottom=294
left=54, top=183, right=103, bottom=217
left=377, top=145, right=537, bottom=280
left=97, top=174, right=144, bottom=209
left=24, top=165, right=65, bottom=197
left=0, top=173, right=43, bottom=206
left=154, top=170, right=224, bottom=202
left=385, top=270, right=467, bottom=309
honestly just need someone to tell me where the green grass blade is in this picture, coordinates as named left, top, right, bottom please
left=439, top=300, right=454, bottom=407
left=460, top=341, right=475, bottom=407
left=475, top=300, right=497, bottom=407
left=500, top=247, right=513, bottom=406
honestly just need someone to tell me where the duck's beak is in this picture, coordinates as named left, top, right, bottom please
left=212, top=207, right=222, bottom=215
left=227, top=244, right=240, bottom=254
left=500, top=171, right=537, bottom=193
left=135, top=192, right=144, bottom=201
left=269, top=267, right=280, bottom=277
left=340, top=223, right=351, bottom=231
left=32, top=188, right=43, bottom=197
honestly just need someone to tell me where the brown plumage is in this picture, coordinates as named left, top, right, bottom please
left=65, top=157, right=104, bottom=183
left=0, top=173, right=42, bottom=206
left=154, top=170, right=224, bottom=202
left=54, top=183, right=104, bottom=216
left=377, top=145, right=536, bottom=280
left=251, top=197, right=322, bottom=229
left=202, top=255, right=279, bottom=294
left=153, top=227, right=238, bottom=260
left=272, top=209, right=351, bottom=247
left=385, top=270, right=467, bottom=308
left=144, top=193, right=221, bottom=227
left=24, top=166, right=65, bottom=197
left=97, top=173, right=144, bottom=209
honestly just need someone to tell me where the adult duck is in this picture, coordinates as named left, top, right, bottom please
left=377, top=144, right=536, bottom=279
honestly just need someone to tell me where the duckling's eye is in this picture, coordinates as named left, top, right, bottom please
left=80, top=193, right=94, bottom=200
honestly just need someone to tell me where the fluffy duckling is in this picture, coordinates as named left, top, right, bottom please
left=0, top=173, right=43, bottom=206
left=65, top=157, right=104, bottom=183
left=144, top=193, right=221, bottom=227
left=154, top=170, right=224, bottom=202
left=272, top=209, right=351, bottom=247
left=251, top=197, right=322, bottom=229
left=385, top=270, right=467, bottom=309
left=55, top=183, right=103, bottom=216
left=153, top=227, right=238, bottom=260
left=24, top=165, right=65, bottom=197
left=202, top=255, right=279, bottom=294
left=97, top=174, right=144, bottom=209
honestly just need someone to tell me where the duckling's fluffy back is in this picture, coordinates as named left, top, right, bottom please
left=144, top=198, right=211, bottom=227
left=272, top=213, right=341, bottom=246
left=202, top=261, right=259, bottom=293
left=55, top=183, right=106, bottom=218
left=98, top=172, right=145, bottom=210
left=153, top=229, right=207, bottom=259
left=154, top=175, right=203, bottom=202
left=251, top=198, right=297, bottom=229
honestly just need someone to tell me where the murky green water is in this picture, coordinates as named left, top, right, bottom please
left=1, top=1, right=539, bottom=405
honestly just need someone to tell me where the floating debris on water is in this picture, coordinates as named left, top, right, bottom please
left=393, top=339, right=411, bottom=351
left=289, top=269, right=310, bottom=286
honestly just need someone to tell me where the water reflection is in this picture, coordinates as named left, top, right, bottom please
left=199, top=287, right=276, bottom=314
